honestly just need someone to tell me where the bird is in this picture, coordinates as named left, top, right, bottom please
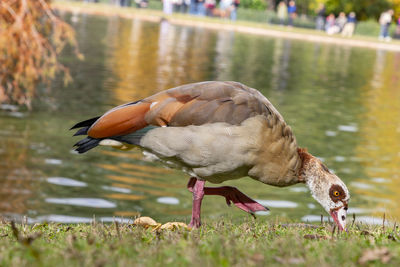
left=71, top=81, right=350, bottom=230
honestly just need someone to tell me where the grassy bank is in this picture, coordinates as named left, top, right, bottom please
left=1, top=218, right=400, bottom=266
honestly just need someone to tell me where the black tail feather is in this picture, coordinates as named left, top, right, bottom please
left=71, top=116, right=102, bottom=153
left=73, top=137, right=92, bottom=147
left=70, top=116, right=100, bottom=130
left=73, top=127, right=89, bottom=136
left=74, top=137, right=101, bottom=154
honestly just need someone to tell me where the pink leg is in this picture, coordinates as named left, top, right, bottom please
left=187, top=177, right=268, bottom=217
left=188, top=178, right=205, bottom=228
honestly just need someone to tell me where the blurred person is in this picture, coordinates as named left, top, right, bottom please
left=341, top=12, right=357, bottom=37
left=220, top=0, right=232, bottom=18
left=230, top=0, right=240, bottom=21
left=119, top=0, right=129, bottom=6
left=287, top=1, right=296, bottom=27
left=135, top=0, right=141, bottom=8
left=197, top=0, right=206, bottom=16
left=336, top=12, right=347, bottom=31
left=397, top=17, right=400, bottom=34
left=163, top=0, right=173, bottom=14
left=141, top=0, right=149, bottom=8
left=379, top=9, right=394, bottom=41
left=205, top=0, right=216, bottom=16
left=395, top=16, right=400, bottom=38
left=325, top=13, right=340, bottom=34
left=190, top=0, right=197, bottom=14
left=277, top=1, right=288, bottom=26
left=325, top=13, right=335, bottom=30
left=111, top=0, right=128, bottom=6
left=315, top=3, right=326, bottom=30
left=173, top=0, right=183, bottom=12
left=182, top=0, right=190, bottom=13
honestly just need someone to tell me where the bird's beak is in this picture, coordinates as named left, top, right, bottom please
left=330, top=206, right=347, bottom=231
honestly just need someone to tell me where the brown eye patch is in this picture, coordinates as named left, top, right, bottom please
left=329, top=184, right=346, bottom=202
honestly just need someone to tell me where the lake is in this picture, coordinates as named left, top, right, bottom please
left=1, top=12, right=400, bottom=225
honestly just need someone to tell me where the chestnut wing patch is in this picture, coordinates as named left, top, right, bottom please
left=88, top=102, right=151, bottom=138
left=144, top=81, right=271, bottom=127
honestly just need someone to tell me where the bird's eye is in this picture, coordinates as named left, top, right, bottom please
left=329, top=185, right=345, bottom=202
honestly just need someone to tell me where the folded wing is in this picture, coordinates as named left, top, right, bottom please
left=72, top=81, right=287, bottom=152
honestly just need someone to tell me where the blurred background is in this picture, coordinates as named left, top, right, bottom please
left=1, top=0, right=400, bottom=225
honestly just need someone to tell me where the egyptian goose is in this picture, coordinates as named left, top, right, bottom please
left=71, top=81, right=350, bottom=230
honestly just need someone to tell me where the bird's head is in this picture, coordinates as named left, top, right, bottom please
left=298, top=148, right=350, bottom=231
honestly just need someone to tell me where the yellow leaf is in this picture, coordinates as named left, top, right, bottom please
left=160, top=222, right=188, bottom=230
left=133, top=216, right=158, bottom=227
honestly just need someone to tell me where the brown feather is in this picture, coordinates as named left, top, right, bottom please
left=211, top=101, right=234, bottom=123
left=88, top=102, right=151, bottom=138
left=142, top=81, right=279, bottom=127
left=145, top=98, right=185, bottom=126
left=170, top=99, right=221, bottom=126
left=164, top=99, right=206, bottom=126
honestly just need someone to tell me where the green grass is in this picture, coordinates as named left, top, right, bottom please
left=1, top=217, right=400, bottom=266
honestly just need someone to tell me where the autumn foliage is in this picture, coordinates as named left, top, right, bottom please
left=0, top=0, right=80, bottom=108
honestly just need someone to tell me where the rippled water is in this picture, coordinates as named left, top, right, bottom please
left=1, top=13, right=400, bottom=224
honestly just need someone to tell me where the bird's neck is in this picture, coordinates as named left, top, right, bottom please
left=297, top=148, right=328, bottom=208
left=297, top=148, right=324, bottom=187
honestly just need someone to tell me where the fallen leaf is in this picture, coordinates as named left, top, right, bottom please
left=160, top=222, right=188, bottom=230
left=133, top=217, right=158, bottom=227
left=358, top=247, right=391, bottom=265
left=303, top=234, right=330, bottom=240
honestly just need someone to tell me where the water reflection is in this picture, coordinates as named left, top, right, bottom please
left=271, top=39, right=291, bottom=91
left=255, top=200, right=298, bottom=208
left=355, top=49, right=400, bottom=221
left=0, top=121, right=36, bottom=217
left=34, top=215, right=93, bottom=223
left=45, top=198, right=117, bottom=208
left=157, top=197, right=180, bottom=205
left=338, top=125, right=358, bottom=132
left=31, top=215, right=134, bottom=224
left=47, top=177, right=88, bottom=187
left=1, top=13, right=400, bottom=224
left=102, top=185, right=132, bottom=193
